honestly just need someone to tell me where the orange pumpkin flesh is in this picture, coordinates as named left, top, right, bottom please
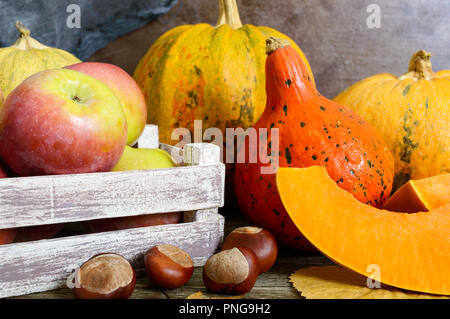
left=276, top=166, right=450, bottom=295
left=234, top=38, right=394, bottom=250
left=384, top=173, right=450, bottom=213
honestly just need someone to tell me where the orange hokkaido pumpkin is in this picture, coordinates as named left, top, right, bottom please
left=383, top=173, right=450, bottom=213
left=234, top=38, right=394, bottom=250
left=277, top=166, right=450, bottom=295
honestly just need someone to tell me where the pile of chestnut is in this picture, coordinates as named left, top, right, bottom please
left=72, top=226, right=278, bottom=299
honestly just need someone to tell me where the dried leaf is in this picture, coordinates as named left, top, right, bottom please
left=186, top=291, right=242, bottom=299
left=289, top=266, right=449, bottom=299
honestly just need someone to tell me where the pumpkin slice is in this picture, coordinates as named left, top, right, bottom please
left=383, top=173, right=450, bottom=212
left=276, top=166, right=450, bottom=295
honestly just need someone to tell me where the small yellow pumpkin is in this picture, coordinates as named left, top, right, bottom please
left=133, top=0, right=314, bottom=145
left=334, top=50, right=450, bottom=189
left=0, top=22, right=81, bottom=100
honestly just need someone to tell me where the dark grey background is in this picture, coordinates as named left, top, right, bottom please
left=0, top=0, right=177, bottom=60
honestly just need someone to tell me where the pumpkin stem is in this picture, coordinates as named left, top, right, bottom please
left=216, top=0, right=243, bottom=29
left=13, top=21, right=48, bottom=50
left=266, top=37, right=291, bottom=55
left=406, top=50, right=434, bottom=80
left=16, top=21, right=31, bottom=37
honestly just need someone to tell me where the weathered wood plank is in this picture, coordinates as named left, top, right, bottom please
left=184, top=143, right=222, bottom=166
left=10, top=276, right=171, bottom=299
left=0, top=209, right=224, bottom=298
left=160, top=143, right=184, bottom=165
left=0, top=164, right=224, bottom=229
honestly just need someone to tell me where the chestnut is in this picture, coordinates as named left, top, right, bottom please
left=73, top=253, right=136, bottom=299
left=203, top=247, right=259, bottom=295
left=222, top=226, right=278, bottom=274
left=144, top=244, right=194, bottom=289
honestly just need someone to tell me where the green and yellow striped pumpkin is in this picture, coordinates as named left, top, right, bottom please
left=0, top=22, right=80, bottom=101
left=133, top=0, right=314, bottom=144
left=335, top=50, right=450, bottom=189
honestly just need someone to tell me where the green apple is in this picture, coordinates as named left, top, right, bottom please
left=112, top=146, right=176, bottom=171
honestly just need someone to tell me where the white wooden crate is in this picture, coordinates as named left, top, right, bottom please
left=0, top=124, right=225, bottom=298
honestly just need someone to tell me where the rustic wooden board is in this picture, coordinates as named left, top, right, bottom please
left=0, top=209, right=224, bottom=298
left=0, top=164, right=224, bottom=229
left=134, top=124, right=159, bottom=149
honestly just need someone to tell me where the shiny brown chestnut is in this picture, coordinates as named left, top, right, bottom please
left=222, top=226, right=278, bottom=274
left=72, top=253, right=136, bottom=299
left=144, top=244, right=194, bottom=289
left=203, top=247, right=259, bottom=295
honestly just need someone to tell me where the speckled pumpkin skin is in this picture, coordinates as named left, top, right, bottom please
left=334, top=51, right=450, bottom=189
left=133, top=24, right=313, bottom=145
left=0, top=23, right=81, bottom=100
left=234, top=40, right=394, bottom=250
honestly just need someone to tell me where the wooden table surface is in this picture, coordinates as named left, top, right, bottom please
left=12, top=208, right=332, bottom=299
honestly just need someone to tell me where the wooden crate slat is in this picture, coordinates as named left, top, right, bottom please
left=0, top=209, right=224, bottom=298
left=0, top=163, right=224, bottom=229
left=160, top=143, right=184, bottom=164
left=136, top=124, right=159, bottom=149
left=184, top=143, right=221, bottom=166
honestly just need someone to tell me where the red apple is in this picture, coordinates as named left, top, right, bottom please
left=66, top=62, right=147, bottom=145
left=0, top=69, right=127, bottom=176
